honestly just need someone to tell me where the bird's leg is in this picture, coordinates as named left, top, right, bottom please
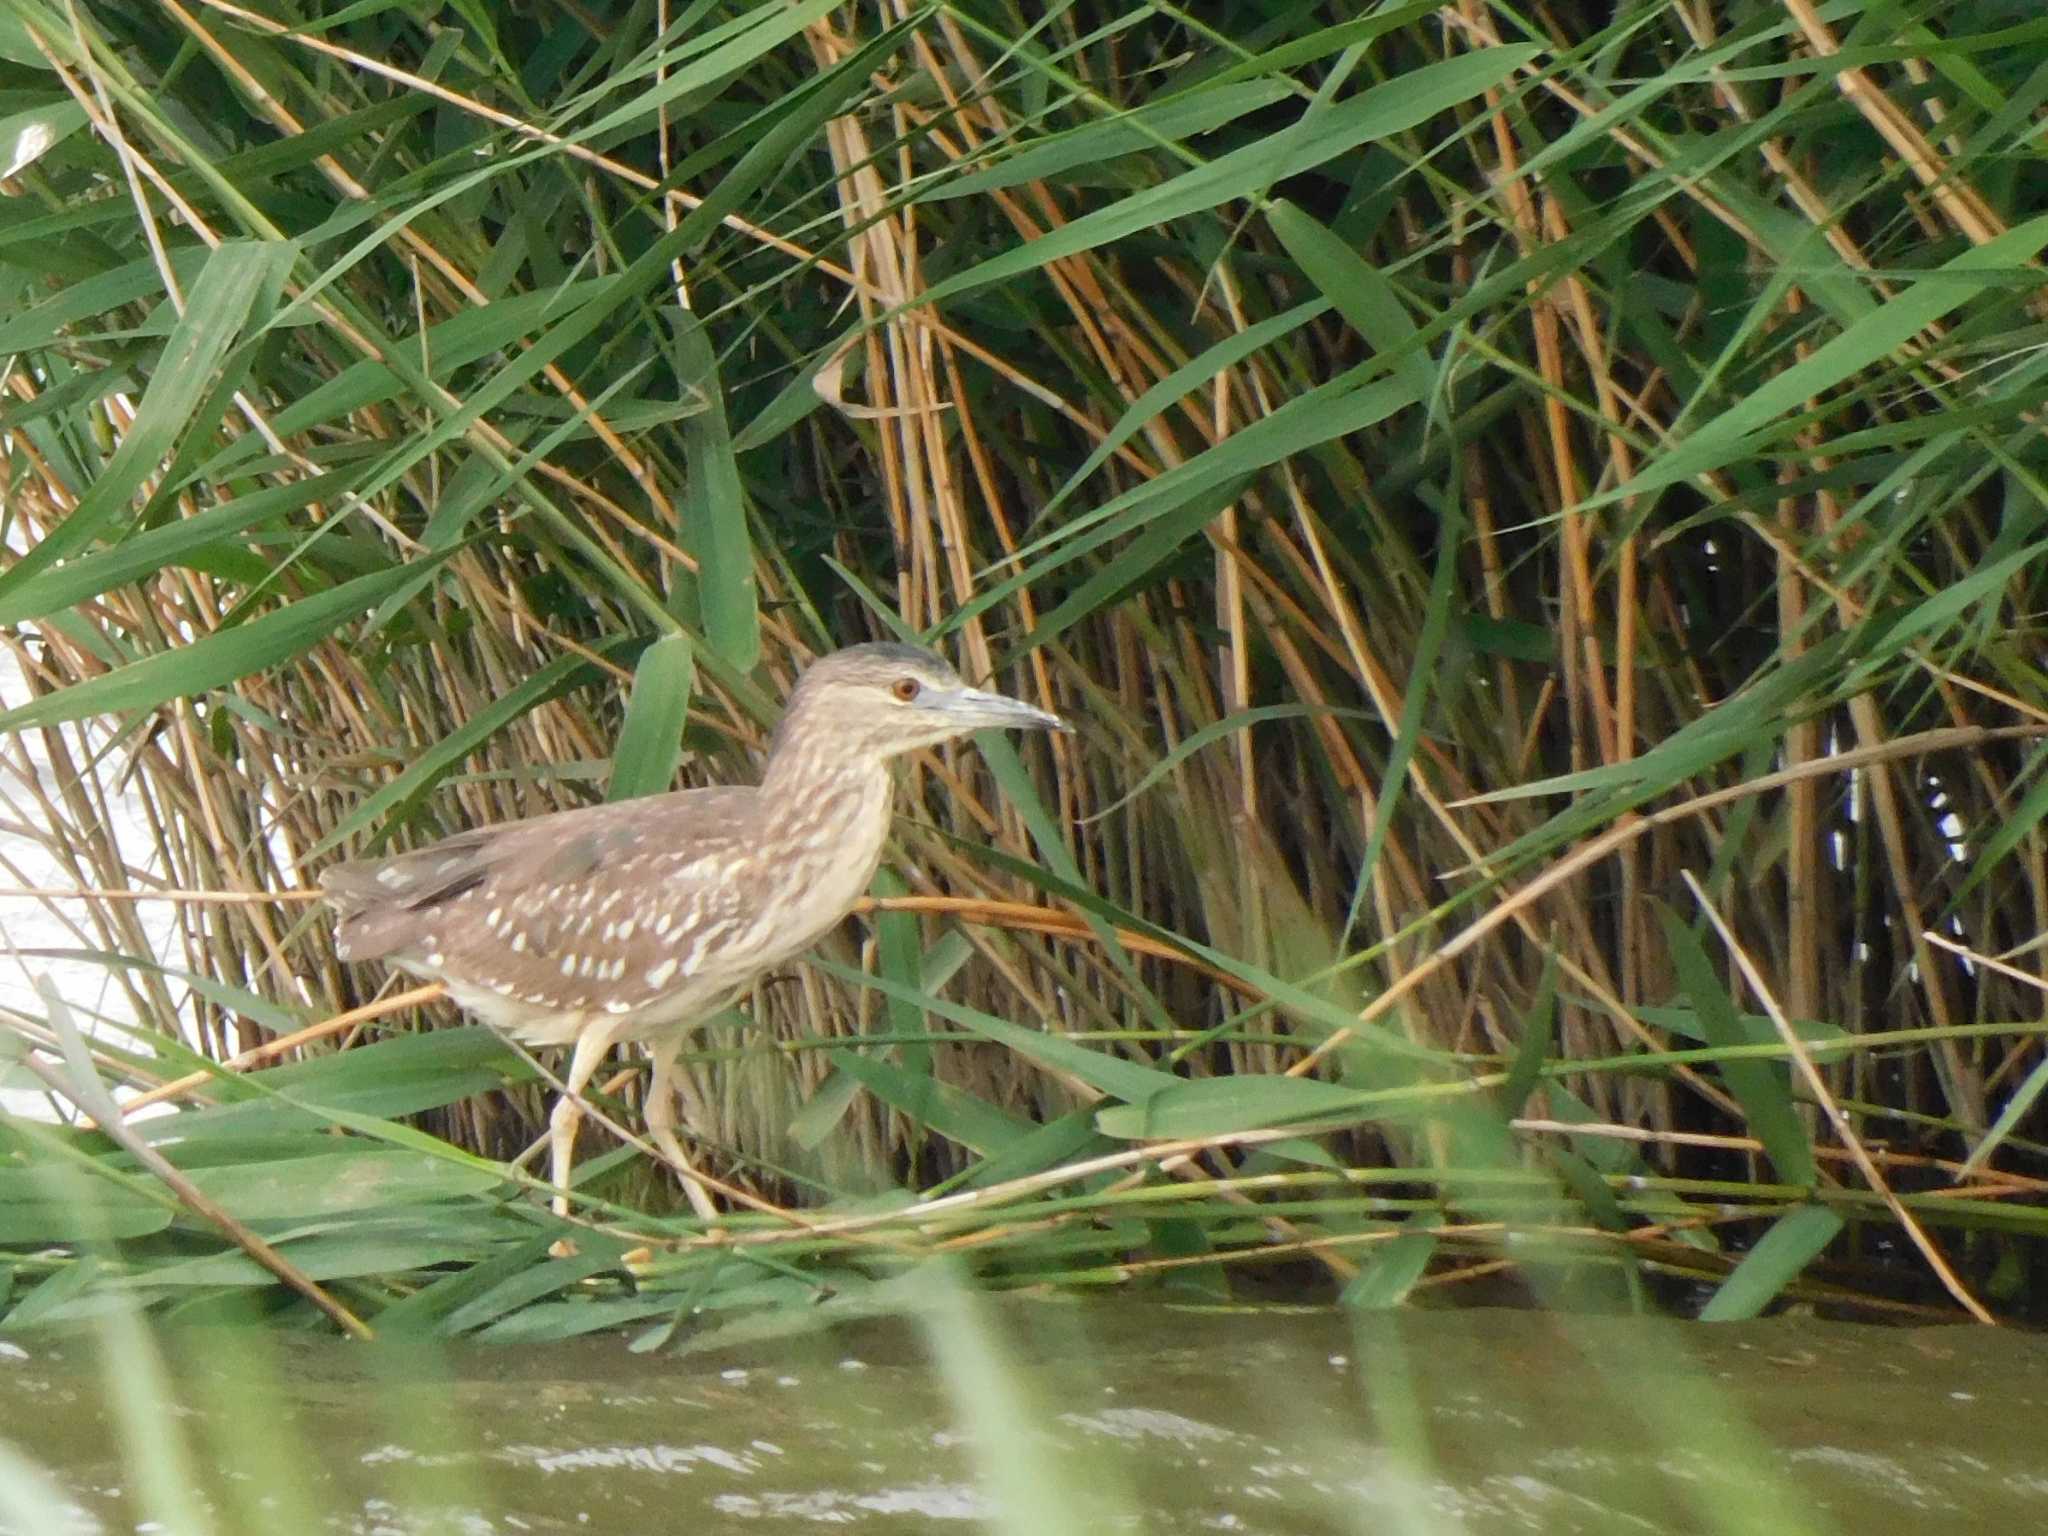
left=645, top=1041, right=722, bottom=1223
left=550, top=1027, right=615, bottom=1222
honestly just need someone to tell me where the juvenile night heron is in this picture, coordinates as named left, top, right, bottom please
left=319, top=642, right=1067, bottom=1222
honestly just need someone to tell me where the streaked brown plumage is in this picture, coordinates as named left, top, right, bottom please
left=320, top=642, right=1068, bottom=1221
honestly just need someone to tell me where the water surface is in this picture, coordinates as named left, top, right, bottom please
left=1, top=1300, right=2039, bottom=1533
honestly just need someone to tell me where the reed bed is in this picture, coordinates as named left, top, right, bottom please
left=0, top=1, right=2044, bottom=1336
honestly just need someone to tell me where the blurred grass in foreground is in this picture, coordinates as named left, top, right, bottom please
left=17, top=1266, right=2048, bottom=1535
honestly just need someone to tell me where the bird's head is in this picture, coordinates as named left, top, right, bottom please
left=772, top=642, right=1068, bottom=765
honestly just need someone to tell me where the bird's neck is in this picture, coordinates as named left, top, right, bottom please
left=757, top=744, right=898, bottom=914
left=760, top=733, right=890, bottom=805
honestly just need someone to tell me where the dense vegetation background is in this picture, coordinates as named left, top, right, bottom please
left=0, top=0, right=2045, bottom=1335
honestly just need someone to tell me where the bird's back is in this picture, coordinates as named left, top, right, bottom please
left=320, top=766, right=897, bottom=1043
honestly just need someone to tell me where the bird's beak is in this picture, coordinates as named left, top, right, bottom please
left=931, top=686, right=1071, bottom=735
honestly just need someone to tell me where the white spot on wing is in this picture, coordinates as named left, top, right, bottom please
left=646, top=957, right=678, bottom=989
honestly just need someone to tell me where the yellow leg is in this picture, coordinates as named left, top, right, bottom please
left=550, top=1027, right=614, bottom=1221
left=646, top=1039, right=722, bottom=1222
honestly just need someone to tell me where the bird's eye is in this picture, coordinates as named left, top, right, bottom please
left=891, top=677, right=921, bottom=703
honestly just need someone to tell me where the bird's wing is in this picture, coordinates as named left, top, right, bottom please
left=318, top=790, right=754, bottom=967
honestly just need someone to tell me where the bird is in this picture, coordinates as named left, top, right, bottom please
left=318, top=641, right=1069, bottom=1226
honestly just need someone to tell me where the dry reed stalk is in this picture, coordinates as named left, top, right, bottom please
left=1, top=4, right=2040, bottom=1275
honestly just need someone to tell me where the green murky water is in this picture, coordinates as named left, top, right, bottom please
left=1, top=1302, right=2042, bottom=1533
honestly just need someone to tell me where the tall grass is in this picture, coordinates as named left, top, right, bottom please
left=0, top=1, right=2044, bottom=1334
